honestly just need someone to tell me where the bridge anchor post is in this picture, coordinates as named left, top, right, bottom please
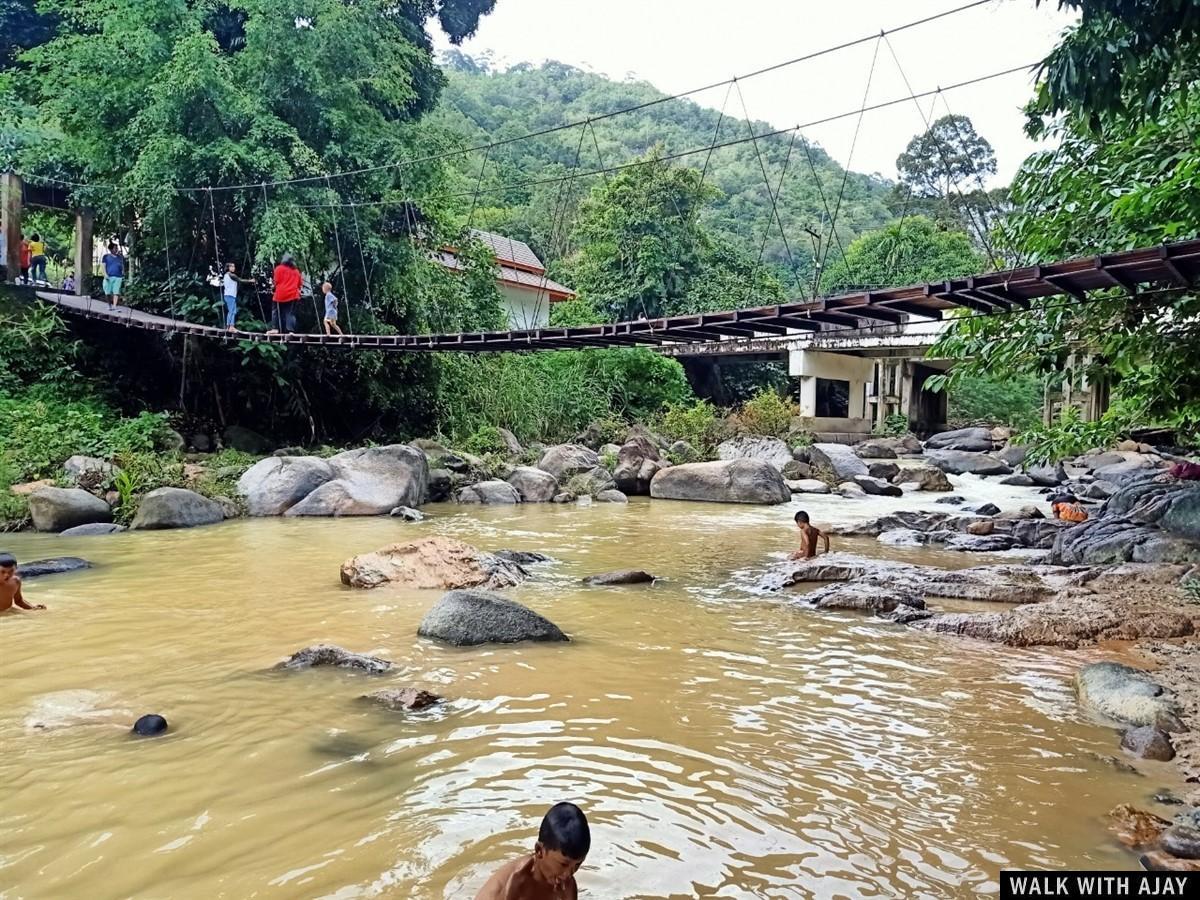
left=74, top=207, right=94, bottom=296
left=1, top=172, right=23, bottom=283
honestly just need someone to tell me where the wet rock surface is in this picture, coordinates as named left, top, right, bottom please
left=1121, top=726, right=1176, bottom=761
left=583, top=570, right=655, bottom=585
left=1076, top=663, right=1184, bottom=729
left=18, top=557, right=92, bottom=578
left=363, top=688, right=443, bottom=711
left=276, top=645, right=392, bottom=675
left=417, top=590, right=568, bottom=646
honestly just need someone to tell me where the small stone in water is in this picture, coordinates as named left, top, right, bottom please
left=132, top=714, right=168, bottom=737
left=583, top=570, right=655, bottom=586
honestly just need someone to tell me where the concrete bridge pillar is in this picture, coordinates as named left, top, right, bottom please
left=74, top=207, right=94, bottom=296
left=2, top=172, right=22, bottom=281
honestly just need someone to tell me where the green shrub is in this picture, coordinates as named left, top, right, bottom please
left=435, top=349, right=692, bottom=445
left=460, top=425, right=508, bottom=456
left=874, top=413, right=910, bottom=437
left=0, top=460, right=30, bottom=531
left=0, top=389, right=174, bottom=481
left=110, top=451, right=187, bottom=524
left=733, top=388, right=798, bottom=438
left=658, top=399, right=730, bottom=458
left=1184, top=578, right=1200, bottom=605
left=1017, top=406, right=1122, bottom=464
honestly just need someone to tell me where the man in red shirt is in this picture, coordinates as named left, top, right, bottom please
left=269, top=253, right=302, bottom=334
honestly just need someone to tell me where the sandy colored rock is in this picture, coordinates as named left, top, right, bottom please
left=340, top=536, right=527, bottom=590
left=1121, top=725, right=1176, bottom=761
left=967, top=520, right=994, bottom=536
left=1108, top=804, right=1170, bottom=849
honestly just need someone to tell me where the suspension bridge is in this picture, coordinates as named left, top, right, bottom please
left=24, top=239, right=1200, bottom=354
left=4, top=0, right=1198, bottom=367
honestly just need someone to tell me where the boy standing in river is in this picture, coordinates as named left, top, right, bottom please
left=474, top=802, right=590, bottom=900
left=0, top=554, right=46, bottom=614
left=790, top=510, right=829, bottom=560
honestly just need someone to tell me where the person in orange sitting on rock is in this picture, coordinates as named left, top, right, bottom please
left=1051, top=493, right=1089, bottom=523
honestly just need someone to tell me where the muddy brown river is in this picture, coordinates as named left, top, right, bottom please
left=0, top=476, right=1180, bottom=898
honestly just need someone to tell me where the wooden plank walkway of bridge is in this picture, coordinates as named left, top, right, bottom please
left=34, top=240, right=1200, bottom=353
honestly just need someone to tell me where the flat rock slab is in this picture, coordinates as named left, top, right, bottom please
left=583, top=570, right=655, bottom=585
left=276, top=644, right=392, bottom=675
left=341, top=537, right=527, bottom=590
left=59, top=523, right=127, bottom=537
left=494, top=550, right=552, bottom=565
left=363, top=688, right=443, bottom=711
left=1076, top=662, right=1185, bottom=729
left=418, top=589, right=568, bottom=646
left=18, top=557, right=92, bottom=578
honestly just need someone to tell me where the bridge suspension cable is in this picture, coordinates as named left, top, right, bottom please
left=13, top=0, right=1002, bottom=197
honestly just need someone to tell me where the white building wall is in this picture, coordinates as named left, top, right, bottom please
left=788, top=349, right=875, bottom=419
left=501, top=285, right=552, bottom=329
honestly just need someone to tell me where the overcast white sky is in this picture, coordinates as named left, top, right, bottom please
left=432, top=0, right=1079, bottom=185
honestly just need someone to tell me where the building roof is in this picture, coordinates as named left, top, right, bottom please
left=435, top=229, right=577, bottom=302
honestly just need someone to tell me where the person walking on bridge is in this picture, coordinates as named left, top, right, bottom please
left=269, top=254, right=301, bottom=334
left=222, top=261, right=256, bottom=332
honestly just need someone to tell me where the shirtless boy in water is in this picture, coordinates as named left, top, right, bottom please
left=0, top=554, right=45, bottom=614
left=790, top=510, right=829, bottom=560
left=475, top=802, right=590, bottom=900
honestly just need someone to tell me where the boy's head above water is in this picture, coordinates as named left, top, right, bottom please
left=0, top=552, right=15, bottom=579
left=533, top=802, right=590, bottom=886
left=794, top=511, right=810, bottom=525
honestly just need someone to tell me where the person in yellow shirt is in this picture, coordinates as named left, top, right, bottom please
left=28, top=233, right=48, bottom=283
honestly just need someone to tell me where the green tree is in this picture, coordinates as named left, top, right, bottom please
left=564, top=150, right=719, bottom=321
left=7, top=0, right=499, bottom=442
left=821, top=216, right=982, bottom=292
left=933, top=3, right=1200, bottom=442
left=896, top=115, right=997, bottom=200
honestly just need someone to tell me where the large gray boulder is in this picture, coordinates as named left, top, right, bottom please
left=853, top=475, right=902, bottom=497
left=1050, top=480, right=1200, bottom=565
left=650, top=459, right=790, bottom=504
left=63, top=455, right=121, bottom=487
left=926, top=450, right=1013, bottom=477
left=238, top=456, right=336, bottom=515
left=284, top=445, right=429, bottom=517
left=538, top=444, right=600, bottom=479
left=458, top=480, right=522, bottom=504
left=566, top=467, right=616, bottom=498
left=808, top=443, right=869, bottom=480
left=613, top=437, right=666, bottom=496
left=506, top=466, right=559, bottom=502
left=418, top=590, right=568, bottom=646
left=1075, top=662, right=1184, bottom=730
left=131, top=487, right=224, bottom=530
left=28, top=487, right=112, bottom=533
left=897, top=465, right=954, bottom=492
left=716, top=436, right=794, bottom=471
left=925, top=427, right=995, bottom=452
left=854, top=440, right=899, bottom=460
